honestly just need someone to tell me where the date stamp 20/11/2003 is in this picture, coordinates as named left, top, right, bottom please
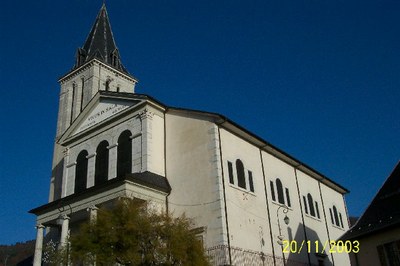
left=282, top=240, right=360, bottom=254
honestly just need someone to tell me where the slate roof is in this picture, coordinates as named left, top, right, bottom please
left=74, top=4, right=129, bottom=74
left=341, top=161, right=400, bottom=240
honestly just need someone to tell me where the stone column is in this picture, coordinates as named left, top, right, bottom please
left=60, top=215, right=70, bottom=247
left=33, top=224, right=45, bottom=266
left=87, top=205, right=98, bottom=222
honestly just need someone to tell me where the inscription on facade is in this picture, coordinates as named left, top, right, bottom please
left=76, top=101, right=132, bottom=133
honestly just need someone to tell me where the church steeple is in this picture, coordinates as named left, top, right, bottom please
left=57, top=4, right=137, bottom=138
left=75, top=4, right=128, bottom=74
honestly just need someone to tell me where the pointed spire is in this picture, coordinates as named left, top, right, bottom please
left=75, top=4, right=129, bottom=74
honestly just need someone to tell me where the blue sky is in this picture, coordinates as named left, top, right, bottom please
left=0, top=0, right=399, bottom=244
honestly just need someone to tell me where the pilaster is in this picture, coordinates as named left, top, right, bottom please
left=86, top=153, right=96, bottom=188
left=139, top=109, right=154, bottom=172
left=108, top=143, right=118, bottom=179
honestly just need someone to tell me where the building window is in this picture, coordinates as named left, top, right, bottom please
left=333, top=206, right=340, bottom=226
left=329, top=208, right=334, bottom=224
left=307, top=193, right=316, bottom=217
left=228, top=161, right=234, bottom=184
left=339, top=213, right=344, bottom=228
left=285, top=188, right=291, bottom=207
left=117, top=130, right=132, bottom=178
left=227, top=159, right=254, bottom=193
left=236, top=159, right=246, bottom=189
left=270, top=181, right=276, bottom=201
left=75, top=150, right=88, bottom=193
left=80, top=77, right=85, bottom=111
left=95, top=140, right=109, bottom=185
left=70, top=82, right=76, bottom=123
left=276, top=178, right=285, bottom=205
left=315, top=202, right=320, bottom=219
left=248, top=171, right=254, bottom=192
left=303, top=196, right=308, bottom=214
left=330, top=205, right=344, bottom=228
left=271, top=178, right=291, bottom=207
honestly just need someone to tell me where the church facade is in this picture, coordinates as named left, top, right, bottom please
left=30, top=5, right=351, bottom=266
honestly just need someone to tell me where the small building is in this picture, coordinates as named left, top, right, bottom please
left=341, top=162, right=400, bottom=266
left=30, top=4, right=351, bottom=266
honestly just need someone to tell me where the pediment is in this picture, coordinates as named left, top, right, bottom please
left=66, top=95, right=142, bottom=139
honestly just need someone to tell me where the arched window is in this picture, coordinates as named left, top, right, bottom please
left=236, top=159, right=246, bottom=189
left=117, top=130, right=132, bottom=178
left=95, top=140, right=109, bottom=185
left=75, top=150, right=88, bottom=193
left=333, top=205, right=340, bottom=226
left=276, top=178, right=285, bottom=204
left=307, top=193, right=316, bottom=217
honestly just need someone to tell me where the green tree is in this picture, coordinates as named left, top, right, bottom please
left=67, top=198, right=209, bottom=265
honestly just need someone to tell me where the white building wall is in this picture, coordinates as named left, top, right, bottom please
left=165, top=113, right=228, bottom=249
left=320, top=184, right=351, bottom=265
left=261, top=151, right=309, bottom=264
left=219, top=128, right=273, bottom=257
left=296, top=170, right=333, bottom=265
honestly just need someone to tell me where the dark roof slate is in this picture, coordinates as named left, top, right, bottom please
left=74, top=4, right=129, bottom=74
left=341, top=161, right=400, bottom=240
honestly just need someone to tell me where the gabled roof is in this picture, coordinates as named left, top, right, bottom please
left=342, top=161, right=400, bottom=240
left=74, top=4, right=129, bottom=74
left=55, top=90, right=348, bottom=195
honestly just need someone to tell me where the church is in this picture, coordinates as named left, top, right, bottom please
left=30, top=4, right=351, bottom=266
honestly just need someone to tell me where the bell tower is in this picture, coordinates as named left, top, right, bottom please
left=55, top=3, right=138, bottom=139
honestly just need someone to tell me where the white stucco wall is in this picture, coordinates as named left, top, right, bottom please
left=165, top=113, right=228, bottom=248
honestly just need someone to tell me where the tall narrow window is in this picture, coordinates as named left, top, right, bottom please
left=303, top=196, right=308, bottom=214
left=315, top=201, right=320, bottom=219
left=285, top=188, right=291, bottom=207
left=307, top=193, right=316, bottom=217
left=329, top=208, right=334, bottom=224
left=228, top=161, right=234, bottom=184
left=117, top=130, right=132, bottom=178
left=70, top=83, right=76, bottom=123
left=339, top=213, right=344, bottom=228
left=236, top=159, right=246, bottom=189
left=248, top=171, right=254, bottom=192
left=333, top=206, right=340, bottom=226
left=75, top=150, right=88, bottom=193
left=276, top=178, right=285, bottom=204
left=80, top=77, right=85, bottom=111
left=95, top=140, right=109, bottom=185
left=270, top=181, right=276, bottom=201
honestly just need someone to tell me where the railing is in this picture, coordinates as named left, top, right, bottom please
left=206, top=245, right=313, bottom=266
